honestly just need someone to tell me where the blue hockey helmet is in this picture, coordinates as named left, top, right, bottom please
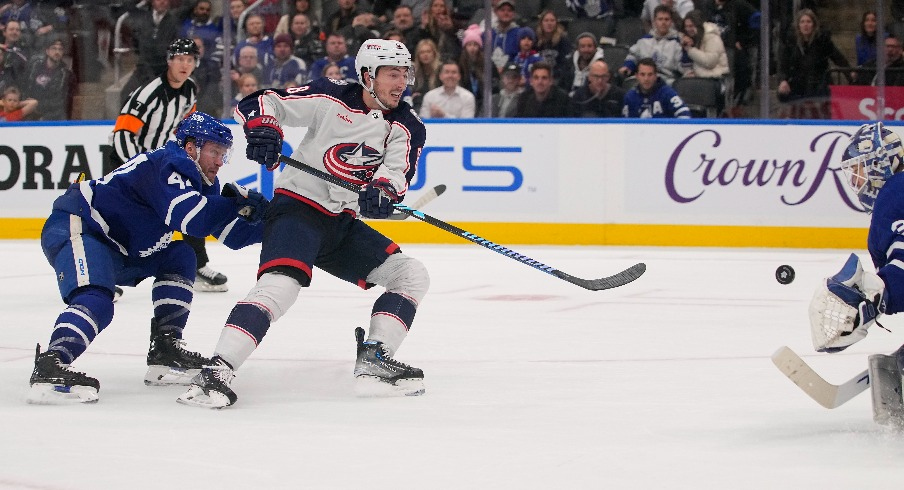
left=840, top=122, right=904, bottom=213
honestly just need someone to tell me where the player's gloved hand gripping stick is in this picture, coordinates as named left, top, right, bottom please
left=278, top=155, right=646, bottom=291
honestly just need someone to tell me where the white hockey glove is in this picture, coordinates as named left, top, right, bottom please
left=809, top=253, right=886, bottom=353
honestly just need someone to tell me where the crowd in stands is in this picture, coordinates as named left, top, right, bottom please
left=4, top=0, right=904, bottom=121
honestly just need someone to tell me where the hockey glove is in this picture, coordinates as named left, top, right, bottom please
left=244, top=115, right=283, bottom=170
left=809, top=253, right=887, bottom=353
left=222, top=182, right=269, bottom=224
left=358, top=178, right=400, bottom=219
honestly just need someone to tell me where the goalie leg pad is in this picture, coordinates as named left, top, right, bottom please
left=868, top=354, right=904, bottom=427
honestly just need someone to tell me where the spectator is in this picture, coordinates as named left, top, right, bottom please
left=191, top=36, right=223, bottom=117
left=559, top=32, right=604, bottom=94
left=230, top=72, right=258, bottom=112
left=679, top=10, right=728, bottom=79
left=325, top=0, right=361, bottom=36
left=566, top=0, right=616, bottom=38
left=699, top=0, right=758, bottom=113
left=622, top=58, right=690, bottom=118
left=0, top=0, right=56, bottom=50
left=25, top=36, right=73, bottom=120
left=339, top=12, right=384, bottom=55
left=856, top=11, right=880, bottom=67
left=309, top=33, right=357, bottom=82
left=511, top=26, right=542, bottom=86
left=220, top=0, right=246, bottom=44
left=0, top=41, right=27, bottom=93
left=515, top=61, right=574, bottom=117
left=571, top=59, right=625, bottom=117
left=230, top=45, right=264, bottom=91
left=494, top=62, right=522, bottom=117
left=0, top=85, right=36, bottom=121
left=251, top=0, right=283, bottom=34
left=410, top=37, right=441, bottom=112
left=420, top=60, right=475, bottom=118
left=122, top=0, right=182, bottom=103
left=2, top=19, right=29, bottom=60
left=411, top=0, right=460, bottom=61
left=458, top=23, right=498, bottom=115
left=641, top=0, right=694, bottom=32
left=489, top=0, right=521, bottom=72
left=321, top=61, right=343, bottom=80
left=777, top=8, right=849, bottom=116
left=619, top=5, right=684, bottom=84
left=266, top=33, right=308, bottom=89
left=232, top=14, right=273, bottom=70
left=860, top=35, right=904, bottom=87
left=276, top=0, right=321, bottom=34
left=285, top=13, right=325, bottom=67
left=384, top=5, right=419, bottom=51
left=534, top=10, right=571, bottom=82
left=179, top=0, right=222, bottom=63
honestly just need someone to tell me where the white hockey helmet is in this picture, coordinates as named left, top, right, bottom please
left=355, top=39, right=415, bottom=88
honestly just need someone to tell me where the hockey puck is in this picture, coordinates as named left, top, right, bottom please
left=775, top=265, right=795, bottom=285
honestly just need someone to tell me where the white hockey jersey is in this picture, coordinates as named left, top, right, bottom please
left=234, top=77, right=427, bottom=216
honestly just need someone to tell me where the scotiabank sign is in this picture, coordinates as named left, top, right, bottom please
left=831, top=85, right=904, bottom=120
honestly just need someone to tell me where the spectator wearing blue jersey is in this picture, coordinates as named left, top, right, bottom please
left=855, top=11, right=880, bottom=67
left=266, top=33, right=308, bottom=89
left=310, top=32, right=357, bottom=82
left=622, top=57, right=690, bottom=118
left=27, top=112, right=267, bottom=405
left=232, top=13, right=273, bottom=70
left=511, top=26, right=542, bottom=87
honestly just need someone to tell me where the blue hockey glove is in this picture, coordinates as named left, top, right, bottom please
left=244, top=115, right=283, bottom=170
left=222, top=182, right=268, bottom=224
left=357, top=178, right=400, bottom=219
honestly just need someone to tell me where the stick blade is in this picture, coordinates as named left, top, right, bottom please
left=560, top=262, right=646, bottom=291
left=771, top=346, right=869, bottom=409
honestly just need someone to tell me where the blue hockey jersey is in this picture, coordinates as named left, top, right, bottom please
left=622, top=78, right=691, bottom=119
left=50, top=140, right=262, bottom=258
left=868, top=172, right=904, bottom=314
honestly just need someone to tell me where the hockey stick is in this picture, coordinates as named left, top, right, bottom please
left=278, top=155, right=646, bottom=291
left=771, top=346, right=870, bottom=409
left=387, top=184, right=446, bottom=220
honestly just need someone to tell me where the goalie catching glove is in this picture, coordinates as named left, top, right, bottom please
left=244, top=115, right=283, bottom=170
left=222, top=182, right=268, bottom=223
left=809, top=253, right=887, bottom=353
left=358, top=177, right=400, bottom=219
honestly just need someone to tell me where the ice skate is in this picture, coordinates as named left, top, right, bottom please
left=113, top=286, right=123, bottom=302
left=176, top=356, right=237, bottom=409
left=27, top=344, right=99, bottom=404
left=194, top=265, right=228, bottom=292
left=353, top=327, right=425, bottom=397
left=145, top=319, right=212, bottom=386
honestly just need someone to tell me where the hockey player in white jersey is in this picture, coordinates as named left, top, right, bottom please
left=28, top=112, right=267, bottom=404
left=177, top=39, right=429, bottom=408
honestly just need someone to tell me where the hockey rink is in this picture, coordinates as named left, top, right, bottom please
left=2, top=240, right=903, bottom=489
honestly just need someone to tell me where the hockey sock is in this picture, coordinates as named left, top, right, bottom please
left=49, top=286, right=114, bottom=364
left=152, top=274, right=193, bottom=339
left=215, top=302, right=272, bottom=369
left=368, top=292, right=416, bottom=356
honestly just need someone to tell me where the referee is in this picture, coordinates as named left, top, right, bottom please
left=111, top=38, right=229, bottom=293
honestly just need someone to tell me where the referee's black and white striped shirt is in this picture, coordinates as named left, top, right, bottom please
left=111, top=75, right=197, bottom=162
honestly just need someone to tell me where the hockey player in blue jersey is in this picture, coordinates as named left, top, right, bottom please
left=810, top=122, right=904, bottom=355
left=177, top=39, right=429, bottom=408
left=27, top=112, right=268, bottom=404
left=622, top=58, right=691, bottom=119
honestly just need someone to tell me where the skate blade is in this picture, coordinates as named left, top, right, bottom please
left=144, top=365, right=201, bottom=386
left=193, top=282, right=228, bottom=292
left=354, top=376, right=425, bottom=397
left=26, top=383, right=98, bottom=405
left=176, top=385, right=234, bottom=409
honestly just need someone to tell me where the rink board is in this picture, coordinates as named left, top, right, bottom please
left=0, top=119, right=883, bottom=248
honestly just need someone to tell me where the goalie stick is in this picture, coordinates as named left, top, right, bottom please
left=277, top=155, right=646, bottom=291
left=387, top=184, right=446, bottom=220
left=771, top=345, right=870, bottom=409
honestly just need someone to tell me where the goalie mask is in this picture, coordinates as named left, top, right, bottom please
left=840, top=122, right=904, bottom=213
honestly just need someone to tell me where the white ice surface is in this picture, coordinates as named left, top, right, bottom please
left=2, top=240, right=904, bottom=489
